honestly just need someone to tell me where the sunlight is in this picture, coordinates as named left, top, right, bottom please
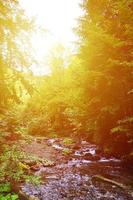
left=1, top=1, right=132, bottom=196
left=20, top=0, right=82, bottom=75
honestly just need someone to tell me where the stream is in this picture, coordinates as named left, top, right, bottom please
left=21, top=139, right=133, bottom=200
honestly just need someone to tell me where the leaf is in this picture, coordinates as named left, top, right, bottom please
left=18, top=162, right=30, bottom=170
left=0, top=183, right=11, bottom=193
left=0, top=193, right=19, bottom=200
left=111, top=126, right=127, bottom=133
left=11, top=194, right=19, bottom=200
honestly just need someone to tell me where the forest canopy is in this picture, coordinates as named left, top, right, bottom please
left=20, top=0, right=133, bottom=157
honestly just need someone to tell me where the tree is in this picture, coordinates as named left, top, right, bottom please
left=76, top=0, right=133, bottom=154
left=0, top=0, right=34, bottom=111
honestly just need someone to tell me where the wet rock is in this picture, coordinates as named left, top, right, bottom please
left=84, top=153, right=100, bottom=161
left=73, top=144, right=81, bottom=150
left=81, top=141, right=88, bottom=145
left=29, top=195, right=40, bottom=200
left=46, top=175, right=58, bottom=180
left=47, top=140, right=52, bottom=146
left=43, top=162, right=55, bottom=167
left=95, top=147, right=103, bottom=155
left=41, top=158, right=55, bottom=167
left=19, top=191, right=29, bottom=200
left=103, top=152, right=112, bottom=159
left=36, top=138, right=42, bottom=144
left=30, top=163, right=42, bottom=171
left=122, top=154, right=133, bottom=167
left=84, top=152, right=92, bottom=157
left=20, top=139, right=133, bottom=200
left=84, top=153, right=93, bottom=160
left=53, top=144, right=63, bottom=150
left=92, top=155, right=101, bottom=161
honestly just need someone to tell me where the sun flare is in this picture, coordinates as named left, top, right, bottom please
left=20, top=0, right=82, bottom=75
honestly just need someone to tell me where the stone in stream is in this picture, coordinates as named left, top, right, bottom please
left=29, top=195, right=40, bottom=200
left=95, top=147, right=103, bottom=155
left=30, top=162, right=43, bottom=171
left=36, top=138, right=42, bottom=144
left=73, top=144, right=81, bottom=150
left=121, top=154, right=133, bottom=167
left=19, top=191, right=40, bottom=200
left=46, top=140, right=52, bottom=146
left=46, top=174, right=58, bottom=180
left=42, top=161, right=55, bottom=167
left=84, top=153, right=100, bottom=161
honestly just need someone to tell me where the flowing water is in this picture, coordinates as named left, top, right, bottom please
left=21, top=139, right=133, bottom=200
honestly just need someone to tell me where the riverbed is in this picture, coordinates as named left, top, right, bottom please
left=20, top=138, right=133, bottom=200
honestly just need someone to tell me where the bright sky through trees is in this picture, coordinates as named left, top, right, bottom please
left=20, top=0, right=83, bottom=75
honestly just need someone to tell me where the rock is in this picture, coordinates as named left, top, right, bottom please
left=122, top=154, right=133, bottom=167
left=84, top=153, right=93, bottom=160
left=19, top=191, right=29, bottom=200
left=73, top=144, right=81, bottom=150
left=29, top=195, right=40, bottom=200
left=36, top=138, right=42, bottom=144
left=84, top=152, right=92, bottom=157
left=46, top=175, right=58, bottom=180
left=47, top=140, right=52, bottom=146
left=42, top=159, right=55, bottom=167
left=103, top=152, right=112, bottom=159
left=30, top=163, right=42, bottom=171
left=43, top=162, right=55, bottom=167
left=84, top=153, right=100, bottom=161
left=81, top=141, right=88, bottom=145
left=24, top=160, right=37, bottom=167
left=95, top=148, right=102, bottom=155
left=92, top=155, right=101, bottom=161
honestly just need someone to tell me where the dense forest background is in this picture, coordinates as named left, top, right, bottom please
left=0, top=0, right=133, bottom=190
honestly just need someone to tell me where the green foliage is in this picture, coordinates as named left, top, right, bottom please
left=0, top=0, right=35, bottom=111
left=0, top=145, right=27, bottom=182
left=49, top=133, right=58, bottom=138
left=42, top=159, right=54, bottom=167
left=0, top=193, right=19, bottom=200
left=62, top=148, right=72, bottom=155
left=74, top=0, right=133, bottom=153
left=0, top=183, right=11, bottom=193
left=28, top=116, right=51, bottom=136
left=111, top=126, right=127, bottom=134
left=24, top=175, right=42, bottom=185
left=62, top=138, right=74, bottom=145
left=111, top=116, right=133, bottom=154
left=0, top=145, right=41, bottom=185
left=0, top=183, right=19, bottom=200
